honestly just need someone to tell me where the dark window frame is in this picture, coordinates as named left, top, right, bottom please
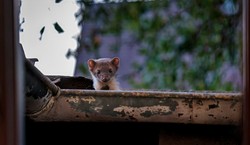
left=0, top=0, right=249, bottom=145
left=0, top=0, right=24, bottom=145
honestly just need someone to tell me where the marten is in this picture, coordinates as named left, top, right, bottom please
left=87, top=57, right=120, bottom=90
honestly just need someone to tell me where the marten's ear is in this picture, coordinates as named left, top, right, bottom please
left=111, top=57, right=120, bottom=69
left=88, top=59, right=96, bottom=71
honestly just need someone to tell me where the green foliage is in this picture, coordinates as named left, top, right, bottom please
left=77, top=0, right=241, bottom=91
left=79, top=64, right=89, bottom=75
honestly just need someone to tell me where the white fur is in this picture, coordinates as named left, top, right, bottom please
left=91, top=74, right=120, bottom=90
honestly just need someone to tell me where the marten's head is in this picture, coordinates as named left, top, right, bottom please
left=87, top=57, right=120, bottom=83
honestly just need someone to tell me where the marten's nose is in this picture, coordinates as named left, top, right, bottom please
left=101, top=76, right=109, bottom=82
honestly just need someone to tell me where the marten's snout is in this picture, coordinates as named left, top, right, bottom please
left=102, top=78, right=109, bottom=82
left=100, top=75, right=110, bottom=82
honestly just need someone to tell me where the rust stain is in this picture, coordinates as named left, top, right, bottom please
left=230, top=100, right=238, bottom=108
left=208, top=101, right=219, bottom=110
left=196, top=100, right=203, bottom=106
left=183, top=99, right=193, bottom=108
left=178, top=113, right=184, bottom=117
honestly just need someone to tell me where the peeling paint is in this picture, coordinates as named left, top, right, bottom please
left=68, top=97, right=80, bottom=103
left=68, top=95, right=178, bottom=119
left=81, top=96, right=96, bottom=104
left=113, top=105, right=171, bottom=118
left=94, top=106, right=103, bottom=112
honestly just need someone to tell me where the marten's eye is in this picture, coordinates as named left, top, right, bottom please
left=109, top=69, right=112, bottom=73
left=97, top=70, right=101, bottom=74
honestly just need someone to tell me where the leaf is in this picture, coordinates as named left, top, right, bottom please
left=39, top=26, right=45, bottom=40
left=53, top=22, right=64, bottom=33
left=55, top=0, right=63, bottom=3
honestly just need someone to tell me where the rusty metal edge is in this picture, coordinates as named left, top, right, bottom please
left=60, top=89, right=242, bottom=100
left=27, top=89, right=242, bottom=125
left=25, top=58, right=60, bottom=96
